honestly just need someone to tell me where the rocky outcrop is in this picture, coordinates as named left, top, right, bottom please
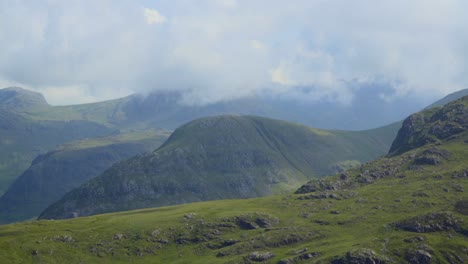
left=394, top=212, right=463, bottom=233
left=331, top=248, right=388, bottom=264
left=389, top=96, right=468, bottom=156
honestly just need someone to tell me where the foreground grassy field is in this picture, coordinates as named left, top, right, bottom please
left=0, top=135, right=466, bottom=263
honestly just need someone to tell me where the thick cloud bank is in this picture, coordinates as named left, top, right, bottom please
left=0, top=0, right=467, bottom=105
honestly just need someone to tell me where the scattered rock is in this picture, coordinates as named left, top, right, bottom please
left=394, top=212, right=463, bottom=233
left=298, top=252, right=319, bottom=260
left=150, top=229, right=160, bottom=237
left=246, top=251, right=275, bottom=262
left=452, top=184, right=464, bottom=192
left=206, top=239, right=239, bottom=249
left=157, top=239, right=168, bottom=244
left=406, top=249, right=432, bottom=264
left=455, top=200, right=468, bottom=215
left=184, top=213, right=197, bottom=219
left=280, top=251, right=320, bottom=263
left=357, top=176, right=374, bottom=184
left=233, top=214, right=279, bottom=230
left=236, top=218, right=259, bottom=230
left=51, top=235, right=74, bottom=243
left=313, top=220, right=330, bottom=225
left=414, top=156, right=441, bottom=165
left=113, top=233, right=124, bottom=240
left=413, top=148, right=451, bottom=166
left=441, top=250, right=465, bottom=264
left=295, top=179, right=343, bottom=194
left=404, top=236, right=425, bottom=243
left=331, top=248, right=387, bottom=264
left=340, top=173, right=348, bottom=180
left=278, top=258, right=293, bottom=264
left=292, top=248, right=308, bottom=255
left=412, top=192, right=429, bottom=197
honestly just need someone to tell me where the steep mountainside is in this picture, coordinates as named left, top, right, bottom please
left=0, top=97, right=466, bottom=263
left=39, top=115, right=391, bottom=220
left=0, top=86, right=466, bottom=195
left=0, top=107, right=115, bottom=194
left=0, top=129, right=170, bottom=224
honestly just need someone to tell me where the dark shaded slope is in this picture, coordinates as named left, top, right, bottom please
left=39, top=115, right=391, bottom=219
left=0, top=109, right=115, bottom=194
left=0, top=130, right=170, bottom=224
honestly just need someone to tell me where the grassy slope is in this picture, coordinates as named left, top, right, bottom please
left=0, top=86, right=462, bottom=197
left=0, top=98, right=468, bottom=263
left=0, top=135, right=465, bottom=263
left=0, top=129, right=171, bottom=224
left=0, top=109, right=115, bottom=195
left=38, top=115, right=393, bottom=220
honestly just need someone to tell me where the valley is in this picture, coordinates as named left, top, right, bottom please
left=0, top=93, right=466, bottom=263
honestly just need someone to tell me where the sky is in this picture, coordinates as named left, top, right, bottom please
left=0, top=0, right=467, bottom=105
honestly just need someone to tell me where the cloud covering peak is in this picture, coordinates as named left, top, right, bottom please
left=0, top=0, right=467, bottom=105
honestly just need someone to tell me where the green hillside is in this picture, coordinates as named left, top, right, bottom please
left=0, top=97, right=467, bottom=263
left=0, top=108, right=115, bottom=195
left=38, top=115, right=392, bottom=220
left=0, top=86, right=464, bottom=196
left=0, top=129, right=171, bottom=224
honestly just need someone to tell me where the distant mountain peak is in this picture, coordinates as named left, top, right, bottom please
left=0, top=87, right=49, bottom=110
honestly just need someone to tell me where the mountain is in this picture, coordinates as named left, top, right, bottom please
left=0, top=87, right=49, bottom=111
left=38, top=115, right=393, bottom=220
left=0, top=86, right=466, bottom=195
left=32, top=88, right=424, bottom=131
left=0, top=106, right=115, bottom=194
left=0, top=97, right=467, bottom=263
left=425, top=88, right=468, bottom=109
left=0, top=129, right=170, bottom=224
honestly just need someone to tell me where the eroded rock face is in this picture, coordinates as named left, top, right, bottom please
left=246, top=251, right=275, bottom=262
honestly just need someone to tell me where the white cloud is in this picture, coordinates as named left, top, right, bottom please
left=143, top=8, right=167, bottom=25
left=271, top=65, right=295, bottom=86
left=250, top=40, right=266, bottom=51
left=0, top=0, right=467, bottom=106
